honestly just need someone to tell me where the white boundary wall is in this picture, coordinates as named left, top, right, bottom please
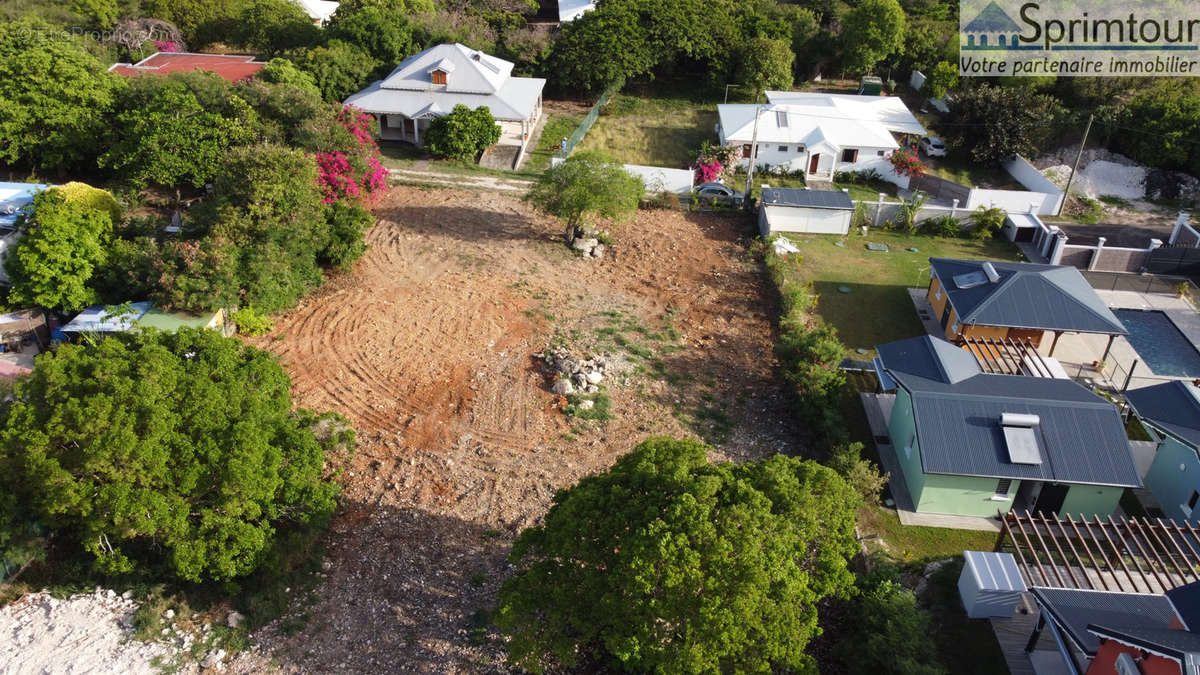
left=624, top=164, right=694, bottom=196
left=994, top=155, right=1065, bottom=215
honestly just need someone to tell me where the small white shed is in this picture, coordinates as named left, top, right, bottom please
left=958, top=550, right=1028, bottom=619
left=758, top=187, right=855, bottom=236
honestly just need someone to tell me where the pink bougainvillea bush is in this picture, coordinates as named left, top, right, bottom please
left=693, top=142, right=742, bottom=185
left=154, top=40, right=179, bottom=53
left=888, top=149, right=927, bottom=179
left=313, top=106, right=389, bottom=205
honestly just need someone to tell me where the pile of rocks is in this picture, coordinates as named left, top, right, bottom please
left=566, top=225, right=608, bottom=259
left=541, top=347, right=606, bottom=396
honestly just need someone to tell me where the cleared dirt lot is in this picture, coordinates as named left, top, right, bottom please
left=236, top=186, right=807, bottom=672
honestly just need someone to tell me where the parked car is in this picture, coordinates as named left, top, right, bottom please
left=695, top=182, right=744, bottom=206
left=918, top=136, right=947, bottom=157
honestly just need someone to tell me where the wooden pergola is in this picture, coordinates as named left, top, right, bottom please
left=994, top=510, right=1200, bottom=595
left=963, top=337, right=1059, bottom=377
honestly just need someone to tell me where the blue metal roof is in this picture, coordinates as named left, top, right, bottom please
left=61, top=302, right=153, bottom=333
left=1087, top=624, right=1200, bottom=664
left=1033, top=587, right=1178, bottom=656
left=760, top=187, right=854, bottom=210
left=0, top=182, right=52, bottom=230
left=1127, top=381, right=1200, bottom=449
left=1169, top=581, right=1200, bottom=631
left=930, top=258, right=1128, bottom=335
left=877, top=335, right=1141, bottom=487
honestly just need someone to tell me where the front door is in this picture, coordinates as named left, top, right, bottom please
left=940, top=302, right=952, bottom=329
left=808, top=153, right=820, bottom=174
left=1034, top=483, right=1069, bottom=516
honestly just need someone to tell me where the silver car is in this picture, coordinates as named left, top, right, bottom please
left=695, top=182, right=745, bottom=206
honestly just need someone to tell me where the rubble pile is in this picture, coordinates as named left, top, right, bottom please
left=540, top=347, right=607, bottom=396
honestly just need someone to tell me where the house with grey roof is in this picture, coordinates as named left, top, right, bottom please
left=757, top=187, right=855, bottom=235
left=1128, top=381, right=1200, bottom=524
left=874, top=335, right=1140, bottom=518
left=927, top=258, right=1128, bottom=356
left=344, top=43, right=545, bottom=154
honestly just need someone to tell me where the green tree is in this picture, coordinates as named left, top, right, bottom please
left=321, top=201, right=372, bottom=272
left=923, top=60, right=958, bottom=99
left=326, top=3, right=415, bottom=79
left=423, top=105, right=502, bottom=161
left=6, top=189, right=112, bottom=311
left=334, top=0, right=435, bottom=14
left=736, top=37, right=794, bottom=97
left=231, top=0, right=321, bottom=57
left=140, top=0, right=244, bottom=47
left=547, top=4, right=654, bottom=95
left=945, top=84, right=1064, bottom=163
left=524, top=150, right=644, bottom=239
left=302, top=40, right=377, bottom=102
left=0, top=21, right=122, bottom=171
left=0, top=329, right=341, bottom=582
left=73, top=0, right=120, bottom=29
left=258, top=58, right=322, bottom=97
left=840, top=0, right=906, bottom=74
left=1108, top=81, right=1200, bottom=175
left=102, top=77, right=252, bottom=190
left=496, top=437, right=860, bottom=673
left=838, top=577, right=946, bottom=674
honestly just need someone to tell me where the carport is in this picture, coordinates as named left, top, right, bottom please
left=758, top=187, right=855, bottom=236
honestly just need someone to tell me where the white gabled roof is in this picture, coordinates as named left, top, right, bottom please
left=718, top=104, right=900, bottom=150
left=344, top=43, right=546, bottom=121
left=294, top=0, right=339, bottom=23
left=763, top=91, right=927, bottom=136
left=381, top=43, right=512, bottom=95
left=558, top=0, right=596, bottom=21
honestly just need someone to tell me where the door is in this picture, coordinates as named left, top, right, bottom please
left=1033, top=483, right=1069, bottom=516
left=808, top=154, right=820, bottom=174
left=940, top=302, right=952, bottom=329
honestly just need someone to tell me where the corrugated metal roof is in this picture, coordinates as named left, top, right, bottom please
left=1087, top=625, right=1200, bottom=662
left=1127, top=381, right=1200, bottom=449
left=1033, top=587, right=1177, bottom=656
left=877, top=335, right=1141, bottom=486
left=760, top=187, right=853, bottom=210
left=0, top=182, right=51, bottom=229
left=108, top=52, right=265, bottom=83
left=964, top=551, right=1027, bottom=592
left=1169, top=581, right=1200, bottom=631
left=930, top=258, right=1127, bottom=335
left=61, top=302, right=153, bottom=333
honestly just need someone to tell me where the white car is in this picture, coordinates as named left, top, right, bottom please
left=919, top=137, right=947, bottom=158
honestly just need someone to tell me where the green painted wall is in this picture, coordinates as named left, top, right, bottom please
left=914, top=473, right=1018, bottom=517
left=1058, top=484, right=1123, bottom=518
left=887, top=388, right=926, bottom=504
left=1145, top=435, right=1200, bottom=524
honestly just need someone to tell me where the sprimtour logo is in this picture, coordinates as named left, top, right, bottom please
left=959, top=0, right=1200, bottom=76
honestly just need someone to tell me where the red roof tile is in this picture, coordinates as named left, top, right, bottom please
left=108, top=52, right=266, bottom=83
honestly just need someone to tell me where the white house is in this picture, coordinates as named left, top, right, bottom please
left=557, top=0, right=596, bottom=22
left=345, top=44, right=545, bottom=153
left=294, top=0, right=339, bottom=26
left=717, top=92, right=926, bottom=181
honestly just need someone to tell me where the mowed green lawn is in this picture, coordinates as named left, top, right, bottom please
left=578, top=92, right=719, bottom=169
left=781, top=232, right=1023, bottom=353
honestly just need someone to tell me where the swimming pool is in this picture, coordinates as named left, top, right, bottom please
left=1114, top=309, right=1200, bottom=378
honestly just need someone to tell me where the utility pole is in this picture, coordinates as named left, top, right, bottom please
left=1058, top=114, right=1093, bottom=216
left=744, top=103, right=762, bottom=211
left=724, top=84, right=741, bottom=105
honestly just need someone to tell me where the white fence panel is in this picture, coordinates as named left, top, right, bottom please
left=967, top=188, right=1060, bottom=215
left=624, top=164, right=694, bottom=195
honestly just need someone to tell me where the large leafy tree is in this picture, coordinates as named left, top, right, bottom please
left=736, top=37, right=794, bottom=97
left=524, top=150, right=644, bottom=238
left=140, top=0, right=244, bottom=47
left=258, top=58, right=322, bottom=98
left=6, top=188, right=112, bottom=311
left=0, top=329, right=341, bottom=582
left=840, top=0, right=907, bottom=74
left=838, top=577, right=946, bottom=674
left=325, top=3, right=415, bottom=80
left=496, top=437, right=860, bottom=673
left=547, top=4, right=655, bottom=95
left=424, top=105, right=502, bottom=161
left=302, top=40, right=378, bottom=102
left=1107, top=81, right=1200, bottom=175
left=0, top=21, right=122, bottom=171
left=231, top=0, right=320, bottom=57
left=102, top=77, right=252, bottom=190
left=945, top=84, right=1064, bottom=163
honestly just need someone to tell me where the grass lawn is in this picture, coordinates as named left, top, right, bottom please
left=859, top=506, right=998, bottom=563
left=524, top=113, right=581, bottom=172
left=923, top=152, right=1024, bottom=190
left=578, top=92, right=719, bottom=169
left=779, top=231, right=1023, bottom=353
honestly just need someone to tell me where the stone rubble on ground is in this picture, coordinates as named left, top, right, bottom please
left=540, top=347, right=607, bottom=396
left=566, top=225, right=608, bottom=258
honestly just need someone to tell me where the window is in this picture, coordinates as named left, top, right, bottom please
left=796, top=145, right=805, bottom=153
left=877, top=150, right=886, bottom=156
left=1186, top=491, right=1200, bottom=516
left=904, top=433, right=915, bottom=460
left=994, top=479, right=1013, bottom=499
left=935, top=285, right=942, bottom=300
left=950, top=320, right=959, bottom=334
left=775, top=110, right=788, bottom=127
left=432, top=70, right=447, bottom=85
left=841, top=148, right=858, bottom=163
left=778, top=145, right=788, bottom=152
left=742, top=144, right=752, bottom=158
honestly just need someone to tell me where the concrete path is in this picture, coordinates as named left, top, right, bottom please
left=387, top=168, right=534, bottom=194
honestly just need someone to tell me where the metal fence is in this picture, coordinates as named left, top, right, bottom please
left=555, top=79, right=623, bottom=160
left=1082, top=270, right=1199, bottom=302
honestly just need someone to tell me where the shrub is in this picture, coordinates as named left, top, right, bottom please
left=828, top=442, right=889, bottom=505
left=889, top=149, right=927, bottom=179
left=424, top=104, right=503, bottom=161
left=918, top=214, right=961, bottom=238
left=6, top=188, right=112, bottom=311
left=837, top=576, right=946, bottom=674
left=321, top=201, right=372, bottom=271
left=231, top=307, right=273, bottom=336
left=55, top=182, right=122, bottom=224
left=970, top=205, right=1005, bottom=240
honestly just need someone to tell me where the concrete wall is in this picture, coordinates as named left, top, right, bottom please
left=1144, top=434, right=1200, bottom=525
left=624, top=164, right=694, bottom=196
left=1060, top=484, right=1124, bottom=518
left=967, top=188, right=1061, bottom=216
left=1093, top=246, right=1152, bottom=273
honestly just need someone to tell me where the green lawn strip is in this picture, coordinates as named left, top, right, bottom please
left=860, top=506, right=998, bottom=564
left=524, top=114, right=582, bottom=172
left=778, top=232, right=1022, bottom=353
left=923, top=153, right=1025, bottom=190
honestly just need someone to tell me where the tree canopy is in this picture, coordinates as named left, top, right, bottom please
left=0, top=21, right=122, bottom=171
left=944, top=84, right=1064, bottom=163
left=259, top=58, right=322, bottom=98
left=840, top=0, right=907, bottom=74
left=0, top=329, right=341, bottom=582
left=496, top=437, right=860, bottom=673
left=5, top=188, right=112, bottom=312
left=736, top=37, right=795, bottom=96
left=303, top=40, right=377, bottom=103
left=524, top=150, right=644, bottom=228
left=424, top=105, right=503, bottom=161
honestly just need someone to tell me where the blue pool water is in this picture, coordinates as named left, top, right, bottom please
left=1113, top=309, right=1200, bottom=378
